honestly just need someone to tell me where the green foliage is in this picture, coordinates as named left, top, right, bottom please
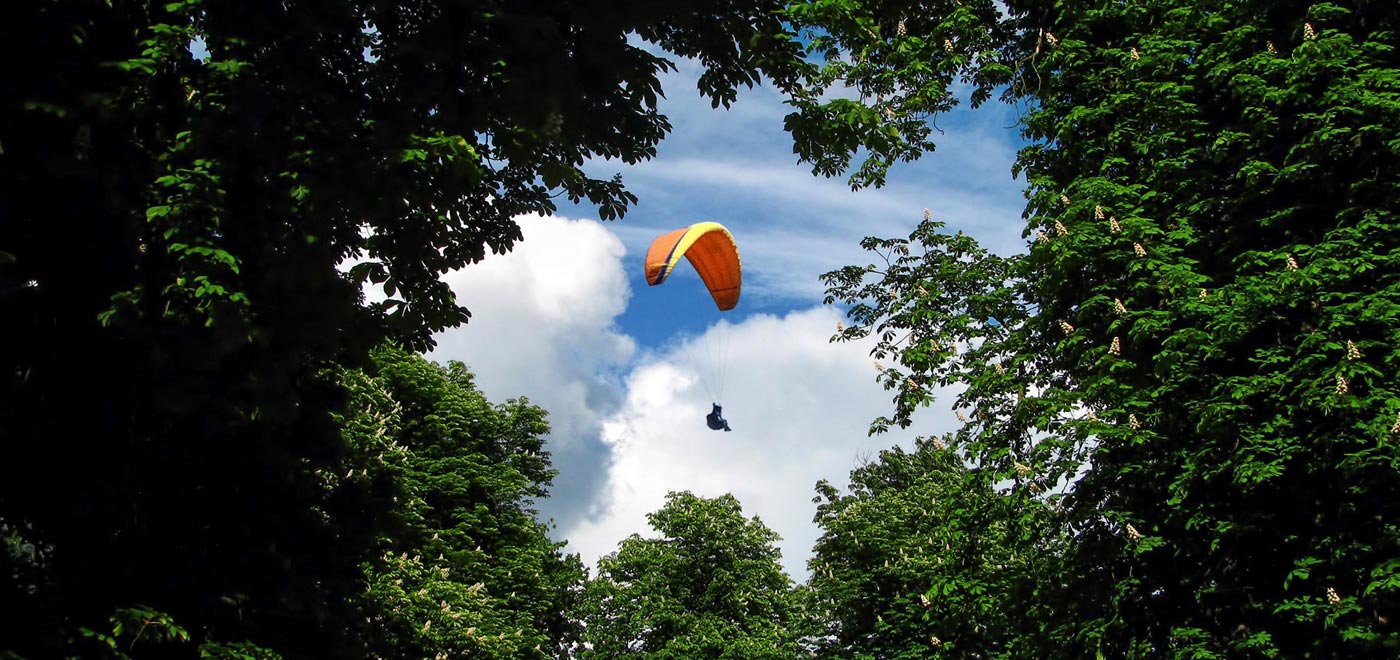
left=820, top=0, right=1400, bottom=657
left=339, top=346, right=586, bottom=660
left=783, top=0, right=1017, bottom=188
left=67, top=606, right=283, bottom=660
left=0, top=1, right=808, bottom=657
left=805, top=437, right=1058, bottom=659
left=579, top=492, right=801, bottom=659
left=74, top=607, right=192, bottom=660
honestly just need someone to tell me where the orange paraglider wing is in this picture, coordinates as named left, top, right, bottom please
left=643, top=222, right=741, bottom=311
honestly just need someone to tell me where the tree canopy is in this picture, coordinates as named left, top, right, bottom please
left=344, top=346, right=584, bottom=660
left=805, top=437, right=1056, bottom=659
left=0, top=0, right=805, bottom=656
left=579, top=492, right=801, bottom=659
left=822, top=0, right=1400, bottom=656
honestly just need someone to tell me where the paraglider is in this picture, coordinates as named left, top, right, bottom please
left=706, top=403, right=731, bottom=432
left=644, top=222, right=741, bottom=431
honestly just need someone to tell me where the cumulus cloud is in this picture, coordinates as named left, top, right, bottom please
left=563, top=307, right=959, bottom=580
left=427, top=214, right=636, bottom=527
left=421, top=50, right=1025, bottom=576
left=423, top=213, right=965, bottom=580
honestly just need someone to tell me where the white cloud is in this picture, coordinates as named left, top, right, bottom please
left=422, top=49, right=1027, bottom=579
left=427, top=214, right=636, bottom=526
left=424, top=214, right=965, bottom=580
left=563, top=307, right=960, bottom=580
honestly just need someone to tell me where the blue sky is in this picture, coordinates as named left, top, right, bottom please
left=422, top=56, right=1031, bottom=579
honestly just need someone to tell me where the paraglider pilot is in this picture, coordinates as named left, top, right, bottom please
left=706, top=403, right=731, bottom=432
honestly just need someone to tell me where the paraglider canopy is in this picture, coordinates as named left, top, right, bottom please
left=643, top=222, right=741, bottom=311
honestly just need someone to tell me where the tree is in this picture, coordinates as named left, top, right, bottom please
left=805, top=436, right=1057, bottom=659
left=817, top=1, right=1400, bottom=656
left=1, top=1, right=809, bottom=656
left=340, top=346, right=586, bottom=660
left=579, top=492, right=800, bottom=659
